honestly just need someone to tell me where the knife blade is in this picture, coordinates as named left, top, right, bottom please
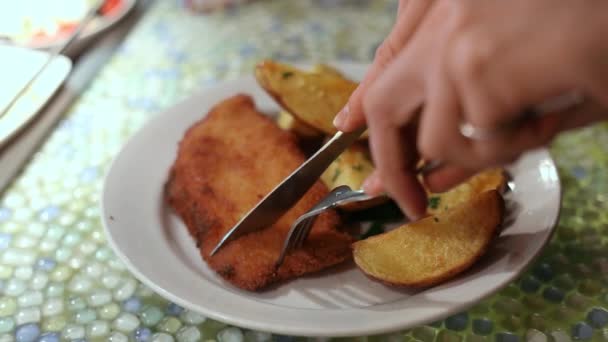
left=210, top=126, right=366, bottom=255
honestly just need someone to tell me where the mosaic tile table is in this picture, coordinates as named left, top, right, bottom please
left=1, top=1, right=608, bottom=341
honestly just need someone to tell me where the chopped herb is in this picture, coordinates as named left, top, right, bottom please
left=428, top=196, right=441, bottom=209
left=331, top=169, right=342, bottom=182
left=352, top=164, right=364, bottom=172
left=361, top=222, right=385, bottom=239
left=282, top=71, right=294, bottom=79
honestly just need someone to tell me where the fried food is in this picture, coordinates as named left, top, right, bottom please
left=255, top=59, right=363, bottom=136
left=353, top=190, right=504, bottom=287
left=165, top=94, right=353, bottom=291
left=276, top=110, right=322, bottom=138
left=321, top=142, right=374, bottom=191
left=319, top=142, right=388, bottom=211
left=426, top=168, right=507, bottom=215
left=311, top=63, right=345, bottom=77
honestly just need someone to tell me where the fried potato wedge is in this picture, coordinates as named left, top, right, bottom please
left=321, top=143, right=387, bottom=211
left=321, top=142, right=374, bottom=190
left=255, top=59, right=360, bottom=136
left=311, top=63, right=345, bottom=77
left=353, top=190, right=504, bottom=287
left=276, top=110, right=322, bottom=138
left=426, top=168, right=507, bottom=215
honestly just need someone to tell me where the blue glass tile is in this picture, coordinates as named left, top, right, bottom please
left=445, top=313, right=468, bottom=331
left=472, top=319, right=493, bottom=335
left=543, top=287, right=565, bottom=303
left=587, top=307, right=608, bottom=328
left=572, top=322, right=593, bottom=340
left=496, top=332, right=519, bottom=342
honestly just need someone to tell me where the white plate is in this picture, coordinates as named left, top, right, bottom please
left=0, top=45, right=72, bottom=148
left=102, top=62, right=561, bottom=337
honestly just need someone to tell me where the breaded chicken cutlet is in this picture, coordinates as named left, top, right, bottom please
left=165, top=94, right=354, bottom=291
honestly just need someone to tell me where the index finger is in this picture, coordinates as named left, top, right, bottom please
left=366, top=110, right=428, bottom=220
left=334, top=0, right=434, bottom=132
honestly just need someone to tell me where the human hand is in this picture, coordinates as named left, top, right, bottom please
left=333, top=0, right=435, bottom=219
left=335, top=0, right=608, bottom=219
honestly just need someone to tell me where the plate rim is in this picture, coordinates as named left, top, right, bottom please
left=0, top=47, right=72, bottom=149
left=101, top=62, right=562, bottom=337
left=23, top=0, right=137, bottom=51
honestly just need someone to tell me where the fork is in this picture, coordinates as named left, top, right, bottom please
left=273, top=164, right=517, bottom=269
left=273, top=160, right=447, bottom=269
left=274, top=185, right=375, bottom=269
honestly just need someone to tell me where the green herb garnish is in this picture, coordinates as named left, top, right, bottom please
left=428, top=196, right=441, bottom=209
left=282, top=71, right=294, bottom=79
left=331, top=169, right=342, bottom=182
left=352, top=164, right=364, bottom=172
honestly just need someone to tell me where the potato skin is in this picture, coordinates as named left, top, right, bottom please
left=255, top=60, right=358, bottom=136
left=276, top=110, right=322, bottom=138
left=426, top=168, right=507, bottom=215
left=352, top=190, right=504, bottom=288
left=311, top=63, right=345, bottom=77
left=320, top=142, right=374, bottom=190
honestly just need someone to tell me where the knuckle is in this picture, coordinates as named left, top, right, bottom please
left=471, top=142, right=503, bottom=167
left=374, top=41, right=397, bottom=64
left=446, top=0, right=473, bottom=29
left=417, top=134, right=443, bottom=160
left=362, top=102, right=381, bottom=127
left=449, top=31, right=495, bottom=83
left=362, top=89, right=391, bottom=127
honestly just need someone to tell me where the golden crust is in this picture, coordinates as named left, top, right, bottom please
left=165, top=94, right=353, bottom=291
left=426, top=168, right=507, bottom=215
left=352, top=190, right=504, bottom=288
left=255, top=60, right=368, bottom=138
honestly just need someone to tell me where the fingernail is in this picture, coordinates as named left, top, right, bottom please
left=409, top=214, right=424, bottom=222
left=399, top=204, right=423, bottom=222
left=410, top=198, right=428, bottom=222
left=409, top=209, right=426, bottom=222
left=333, top=105, right=349, bottom=128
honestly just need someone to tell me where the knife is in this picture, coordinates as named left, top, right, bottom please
left=211, top=90, right=586, bottom=255
left=210, top=126, right=366, bottom=255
